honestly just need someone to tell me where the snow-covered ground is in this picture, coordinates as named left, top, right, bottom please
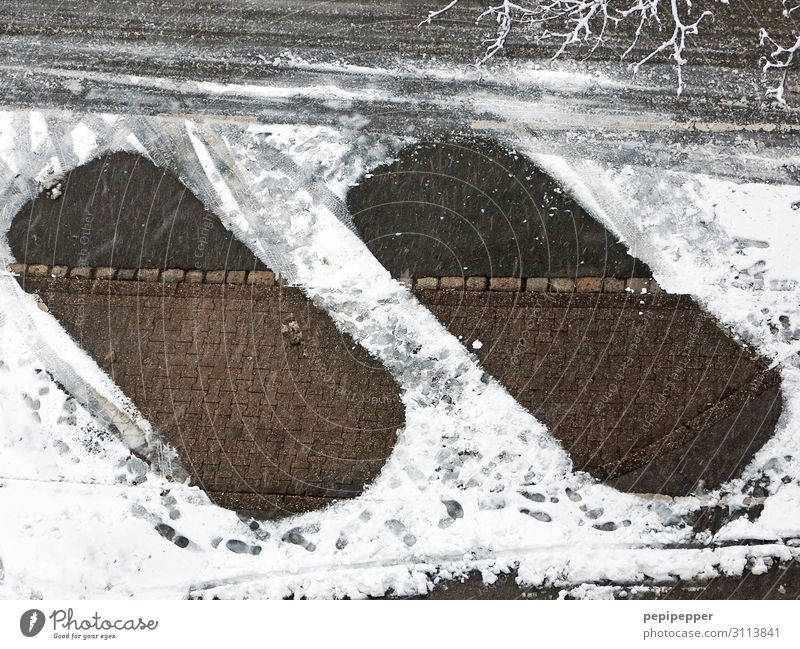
left=0, top=89, right=798, bottom=599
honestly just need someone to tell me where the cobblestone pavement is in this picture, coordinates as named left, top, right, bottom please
left=13, top=268, right=780, bottom=512
left=20, top=273, right=405, bottom=515
left=417, top=288, right=781, bottom=494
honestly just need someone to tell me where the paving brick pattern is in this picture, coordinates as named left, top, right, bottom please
left=14, top=268, right=780, bottom=509
left=5, top=147, right=781, bottom=511
left=21, top=275, right=404, bottom=510
left=413, top=288, right=778, bottom=482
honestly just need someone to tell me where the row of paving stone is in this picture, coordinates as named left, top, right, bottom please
left=412, top=275, right=661, bottom=293
left=7, top=263, right=280, bottom=286
left=7, top=263, right=661, bottom=293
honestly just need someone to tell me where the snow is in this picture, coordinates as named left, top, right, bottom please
left=28, top=111, right=48, bottom=153
left=0, top=112, right=18, bottom=174
left=265, top=52, right=632, bottom=93
left=70, top=122, right=98, bottom=164
left=184, top=121, right=245, bottom=225
left=694, top=177, right=800, bottom=286
left=198, top=80, right=392, bottom=104
left=0, top=108, right=798, bottom=599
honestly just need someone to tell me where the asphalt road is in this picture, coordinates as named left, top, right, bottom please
left=1, top=1, right=798, bottom=186
left=0, top=0, right=795, bottom=74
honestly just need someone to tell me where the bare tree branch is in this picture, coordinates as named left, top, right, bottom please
left=761, top=28, right=800, bottom=103
left=419, top=0, right=463, bottom=25
left=420, top=0, right=798, bottom=100
left=781, top=0, right=800, bottom=17
left=623, top=0, right=711, bottom=94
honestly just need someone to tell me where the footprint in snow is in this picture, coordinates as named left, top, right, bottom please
left=281, top=528, right=316, bottom=552
left=385, top=519, right=417, bottom=546
left=160, top=491, right=181, bottom=521
left=520, top=491, right=546, bottom=503
left=155, top=523, right=190, bottom=548
left=235, top=512, right=269, bottom=539
left=520, top=509, right=552, bottom=522
left=225, top=539, right=262, bottom=555
left=126, top=455, right=148, bottom=485
left=438, top=498, right=464, bottom=528
left=581, top=506, right=604, bottom=520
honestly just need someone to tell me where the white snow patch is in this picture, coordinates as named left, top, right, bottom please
left=0, top=111, right=18, bottom=174
left=70, top=122, right=98, bottom=164
left=28, top=112, right=48, bottom=153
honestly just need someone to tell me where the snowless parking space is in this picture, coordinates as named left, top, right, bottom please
left=0, top=108, right=799, bottom=598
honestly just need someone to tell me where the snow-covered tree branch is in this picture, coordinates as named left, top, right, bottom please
left=760, top=2, right=800, bottom=102
left=761, top=29, right=800, bottom=103
left=421, top=0, right=798, bottom=100
left=780, top=0, right=800, bottom=16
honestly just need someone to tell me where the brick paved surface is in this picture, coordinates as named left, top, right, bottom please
left=414, top=288, right=781, bottom=493
left=6, top=144, right=781, bottom=508
left=8, top=152, right=268, bottom=271
left=349, top=139, right=653, bottom=280
left=21, top=274, right=404, bottom=513
left=15, top=268, right=781, bottom=507
left=348, top=139, right=781, bottom=495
